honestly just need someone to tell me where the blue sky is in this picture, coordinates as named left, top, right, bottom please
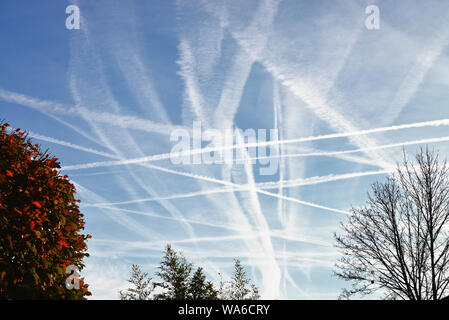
left=2, top=0, right=449, bottom=299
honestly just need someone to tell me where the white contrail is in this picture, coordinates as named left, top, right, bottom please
left=91, top=231, right=330, bottom=247
left=83, top=203, right=249, bottom=233
left=83, top=202, right=333, bottom=247
left=176, top=2, right=258, bottom=275
left=60, top=118, right=449, bottom=171
left=68, top=12, right=198, bottom=242
left=113, top=48, right=171, bottom=124
left=0, top=87, right=106, bottom=148
left=90, top=239, right=337, bottom=262
left=178, top=39, right=212, bottom=127
left=257, top=169, right=390, bottom=189
left=229, top=0, right=395, bottom=170
left=37, top=130, right=447, bottom=213
left=51, top=130, right=349, bottom=215
left=277, top=145, right=381, bottom=167
left=27, top=131, right=119, bottom=159
left=243, top=135, right=449, bottom=163
left=0, top=86, right=184, bottom=136
left=86, top=165, right=376, bottom=214
left=87, top=169, right=388, bottom=206
left=216, top=8, right=281, bottom=298
left=177, top=26, right=262, bottom=289
left=180, top=0, right=283, bottom=299
left=117, top=161, right=351, bottom=215
left=73, top=182, right=162, bottom=240
left=378, top=10, right=449, bottom=125
left=37, top=130, right=447, bottom=205
left=273, top=79, right=286, bottom=225
left=83, top=187, right=236, bottom=206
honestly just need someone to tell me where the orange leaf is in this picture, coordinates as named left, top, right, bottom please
left=32, top=201, right=42, bottom=208
left=6, top=170, right=13, bottom=177
left=57, top=239, right=69, bottom=249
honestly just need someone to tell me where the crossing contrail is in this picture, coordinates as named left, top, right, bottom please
left=60, top=118, right=449, bottom=171
left=32, top=128, right=448, bottom=212
left=84, top=169, right=389, bottom=207
left=0, top=86, right=186, bottom=136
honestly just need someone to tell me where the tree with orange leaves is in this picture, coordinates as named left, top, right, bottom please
left=0, top=121, right=91, bottom=299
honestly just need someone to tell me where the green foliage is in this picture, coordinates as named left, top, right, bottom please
left=119, top=264, right=154, bottom=300
left=154, top=246, right=219, bottom=300
left=122, top=246, right=259, bottom=300
left=0, top=122, right=91, bottom=299
left=153, top=244, right=193, bottom=300
left=188, top=267, right=218, bottom=300
left=219, top=259, right=260, bottom=300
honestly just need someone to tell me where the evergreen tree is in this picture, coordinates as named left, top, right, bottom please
left=119, top=264, right=153, bottom=300
left=229, top=259, right=250, bottom=300
left=121, top=246, right=258, bottom=300
left=249, top=283, right=260, bottom=300
left=188, top=267, right=218, bottom=300
left=219, top=259, right=260, bottom=300
left=154, top=244, right=192, bottom=300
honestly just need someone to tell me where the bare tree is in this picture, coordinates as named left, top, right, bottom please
left=334, top=147, right=449, bottom=300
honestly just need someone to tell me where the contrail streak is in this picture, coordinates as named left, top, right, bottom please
left=177, top=2, right=281, bottom=293
left=61, top=118, right=449, bottom=171
left=242, top=135, right=449, bottom=163
left=0, top=87, right=185, bottom=136
left=380, top=13, right=449, bottom=125
left=83, top=202, right=333, bottom=247
left=103, top=161, right=351, bottom=215
left=85, top=169, right=388, bottom=206
left=27, top=131, right=119, bottom=159
left=51, top=130, right=350, bottom=215
left=68, top=13, right=198, bottom=242
left=35, top=130, right=447, bottom=209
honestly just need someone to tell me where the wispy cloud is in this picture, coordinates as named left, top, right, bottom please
left=0, top=87, right=183, bottom=136
left=5, top=0, right=449, bottom=299
left=59, top=117, right=449, bottom=171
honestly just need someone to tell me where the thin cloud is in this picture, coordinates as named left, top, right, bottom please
left=60, top=117, right=449, bottom=171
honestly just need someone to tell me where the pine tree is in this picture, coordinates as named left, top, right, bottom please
left=154, top=244, right=192, bottom=300
left=219, top=259, right=260, bottom=300
left=119, top=264, right=153, bottom=300
left=229, top=259, right=250, bottom=299
left=188, top=267, right=218, bottom=300
left=249, top=283, right=260, bottom=300
left=121, top=246, right=258, bottom=300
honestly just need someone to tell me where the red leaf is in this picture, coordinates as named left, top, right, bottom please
left=57, top=239, right=69, bottom=249
left=6, top=170, right=13, bottom=177
left=32, top=201, right=42, bottom=208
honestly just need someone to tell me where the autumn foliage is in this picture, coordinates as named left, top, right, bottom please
left=0, top=122, right=91, bottom=299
